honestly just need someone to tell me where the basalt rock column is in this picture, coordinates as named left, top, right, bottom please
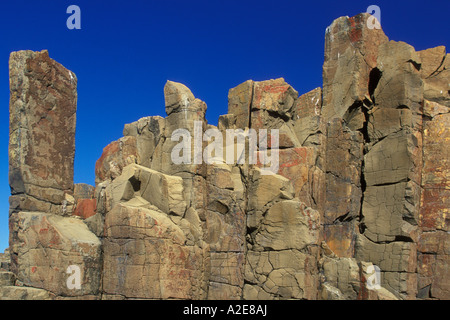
left=416, top=46, right=450, bottom=299
left=7, top=50, right=101, bottom=299
left=9, top=50, right=77, bottom=214
left=319, top=13, right=422, bottom=300
left=320, top=13, right=388, bottom=264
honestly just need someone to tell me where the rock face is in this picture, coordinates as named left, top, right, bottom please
left=9, top=212, right=101, bottom=297
left=8, top=50, right=77, bottom=215
left=5, top=50, right=101, bottom=300
left=2, top=13, right=449, bottom=300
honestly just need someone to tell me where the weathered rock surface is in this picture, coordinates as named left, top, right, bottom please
left=0, top=249, right=10, bottom=271
left=0, top=286, right=53, bottom=300
left=95, top=136, right=138, bottom=185
left=322, top=13, right=388, bottom=121
left=417, top=99, right=450, bottom=299
left=418, top=46, right=450, bottom=107
left=9, top=212, right=102, bottom=297
left=102, top=202, right=208, bottom=299
left=4, top=12, right=449, bottom=300
left=8, top=50, right=77, bottom=215
left=4, top=50, right=102, bottom=301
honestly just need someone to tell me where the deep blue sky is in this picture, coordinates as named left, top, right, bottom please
left=0, top=0, right=449, bottom=252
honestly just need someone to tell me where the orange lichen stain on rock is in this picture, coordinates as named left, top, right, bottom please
left=348, top=16, right=362, bottom=43
left=94, top=141, right=120, bottom=177
left=261, top=83, right=290, bottom=95
left=357, top=272, right=370, bottom=300
left=252, top=79, right=291, bottom=109
left=278, top=148, right=308, bottom=169
left=38, top=227, right=49, bottom=235
left=419, top=188, right=448, bottom=231
left=327, top=238, right=352, bottom=257
left=73, top=199, right=97, bottom=219
left=36, top=219, right=62, bottom=248
left=178, top=247, right=187, bottom=261
left=324, top=224, right=355, bottom=258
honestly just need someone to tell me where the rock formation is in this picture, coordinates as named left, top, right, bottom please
left=1, top=13, right=448, bottom=300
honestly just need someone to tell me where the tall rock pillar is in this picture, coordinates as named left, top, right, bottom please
left=9, top=50, right=77, bottom=214
left=7, top=50, right=101, bottom=299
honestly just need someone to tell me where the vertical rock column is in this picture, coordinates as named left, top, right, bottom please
left=9, top=50, right=77, bottom=214
left=8, top=50, right=101, bottom=299
left=416, top=46, right=450, bottom=299
left=97, top=81, right=210, bottom=299
left=224, top=79, right=322, bottom=300
left=163, top=82, right=247, bottom=299
left=321, top=12, right=449, bottom=300
left=319, top=13, right=422, bottom=300
left=321, top=13, right=388, bottom=263
left=356, top=41, right=424, bottom=299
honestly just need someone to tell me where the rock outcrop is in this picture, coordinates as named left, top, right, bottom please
left=2, top=13, right=448, bottom=300
left=5, top=50, right=101, bottom=300
left=8, top=50, right=77, bottom=215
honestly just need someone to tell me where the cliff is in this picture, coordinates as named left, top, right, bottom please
left=1, top=12, right=448, bottom=300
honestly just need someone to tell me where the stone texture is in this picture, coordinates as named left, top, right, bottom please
left=228, top=78, right=299, bottom=130
left=228, top=80, right=253, bottom=129
left=9, top=50, right=77, bottom=215
left=0, top=286, right=53, bottom=300
left=353, top=31, right=426, bottom=300
left=253, top=200, right=320, bottom=251
left=244, top=249, right=319, bottom=300
left=0, top=271, right=15, bottom=287
left=358, top=261, right=400, bottom=300
left=251, top=78, right=298, bottom=118
left=164, top=81, right=197, bottom=116
left=291, top=87, right=322, bottom=119
left=95, top=136, right=138, bottom=185
left=374, top=41, right=423, bottom=112
left=72, top=183, right=96, bottom=220
left=319, top=253, right=400, bottom=300
left=418, top=46, right=450, bottom=107
left=321, top=256, right=360, bottom=299
left=9, top=212, right=101, bottom=297
left=101, top=163, right=187, bottom=217
left=102, top=202, right=208, bottom=299
left=73, top=199, right=97, bottom=219
left=123, top=116, right=166, bottom=168
left=324, top=118, right=363, bottom=224
left=322, top=13, right=388, bottom=121
left=73, top=183, right=95, bottom=201
left=204, top=163, right=246, bottom=299
left=324, top=223, right=356, bottom=258
left=417, top=102, right=450, bottom=299
left=0, top=249, right=10, bottom=271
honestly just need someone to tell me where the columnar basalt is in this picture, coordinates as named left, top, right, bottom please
left=5, top=50, right=102, bottom=299
left=1, top=13, right=449, bottom=300
left=8, top=50, right=77, bottom=214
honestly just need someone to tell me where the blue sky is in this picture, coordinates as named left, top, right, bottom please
left=0, top=0, right=449, bottom=252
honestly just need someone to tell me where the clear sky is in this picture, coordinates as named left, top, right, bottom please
left=0, top=0, right=448, bottom=252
